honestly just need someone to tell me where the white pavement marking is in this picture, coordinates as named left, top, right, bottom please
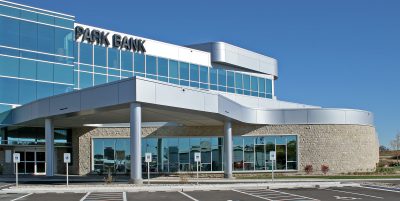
left=268, top=189, right=319, bottom=201
left=123, top=192, right=127, bottom=201
left=234, top=188, right=320, bottom=201
left=80, top=192, right=91, bottom=201
left=178, top=191, right=199, bottom=201
left=325, top=188, right=384, bottom=199
left=10, top=193, right=33, bottom=201
left=232, top=189, right=273, bottom=200
left=360, top=185, right=400, bottom=193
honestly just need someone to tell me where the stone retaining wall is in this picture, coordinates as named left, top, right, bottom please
left=71, top=124, right=379, bottom=175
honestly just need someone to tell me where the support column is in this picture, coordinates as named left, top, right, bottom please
left=129, top=102, right=142, bottom=184
left=45, top=118, right=54, bottom=176
left=224, top=120, right=233, bottom=179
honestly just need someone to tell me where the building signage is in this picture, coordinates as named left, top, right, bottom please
left=75, top=26, right=146, bottom=53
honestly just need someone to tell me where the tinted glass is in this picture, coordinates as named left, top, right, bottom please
left=0, top=56, right=19, bottom=77
left=146, top=55, right=157, bottom=75
left=94, top=46, right=106, bottom=67
left=19, top=59, right=36, bottom=79
left=54, top=64, right=73, bottom=84
left=108, top=48, right=120, bottom=69
left=19, top=21, right=38, bottom=51
left=0, top=17, right=19, bottom=47
left=134, top=53, right=145, bottom=73
left=19, top=80, right=36, bottom=104
left=54, top=28, right=73, bottom=56
left=80, top=43, right=92, bottom=64
left=37, top=24, right=54, bottom=54
left=121, top=51, right=133, bottom=71
left=158, top=58, right=168, bottom=81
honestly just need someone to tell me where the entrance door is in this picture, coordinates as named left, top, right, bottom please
left=14, top=150, right=46, bottom=175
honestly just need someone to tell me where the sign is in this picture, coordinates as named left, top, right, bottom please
left=75, top=26, right=146, bottom=53
left=145, top=153, right=152, bottom=163
left=64, top=153, right=71, bottom=163
left=13, top=153, right=20, bottom=163
left=194, top=152, right=201, bottom=162
left=270, top=151, right=276, bottom=161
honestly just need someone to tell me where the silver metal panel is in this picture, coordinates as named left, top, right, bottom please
left=284, top=110, right=308, bottom=124
left=118, top=79, right=136, bottom=104
left=307, top=109, right=347, bottom=124
left=49, top=92, right=81, bottom=116
left=6, top=76, right=374, bottom=127
left=188, top=42, right=278, bottom=77
left=80, top=83, right=119, bottom=110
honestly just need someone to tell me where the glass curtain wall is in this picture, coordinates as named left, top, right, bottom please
left=75, top=43, right=273, bottom=99
left=92, top=135, right=297, bottom=174
left=0, top=3, right=74, bottom=113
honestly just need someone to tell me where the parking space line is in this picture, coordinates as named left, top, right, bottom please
left=80, top=192, right=91, bottom=201
left=325, top=188, right=384, bottom=199
left=123, top=192, right=127, bottom=201
left=232, top=189, right=273, bottom=200
left=359, top=185, right=400, bottom=193
left=10, top=193, right=32, bottom=201
left=178, top=191, right=199, bottom=201
left=268, top=189, right=319, bottom=201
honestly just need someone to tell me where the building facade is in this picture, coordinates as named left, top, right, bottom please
left=0, top=1, right=379, bottom=182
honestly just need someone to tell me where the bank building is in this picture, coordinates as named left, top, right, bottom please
left=0, top=0, right=378, bottom=184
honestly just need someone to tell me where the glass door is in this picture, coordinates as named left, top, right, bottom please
left=35, top=152, right=46, bottom=174
left=14, top=150, right=46, bottom=174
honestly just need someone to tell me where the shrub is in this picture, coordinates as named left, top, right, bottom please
left=375, top=167, right=396, bottom=174
left=321, top=164, right=329, bottom=175
left=304, top=165, right=313, bottom=174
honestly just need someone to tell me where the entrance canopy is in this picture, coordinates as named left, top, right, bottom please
left=1, top=76, right=374, bottom=128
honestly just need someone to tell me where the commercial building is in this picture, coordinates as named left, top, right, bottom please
left=0, top=0, right=379, bottom=183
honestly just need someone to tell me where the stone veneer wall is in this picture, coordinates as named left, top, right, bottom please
left=71, top=124, right=379, bottom=175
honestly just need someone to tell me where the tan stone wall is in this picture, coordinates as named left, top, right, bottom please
left=71, top=124, right=379, bottom=175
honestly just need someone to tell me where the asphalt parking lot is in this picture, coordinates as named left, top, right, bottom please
left=0, top=186, right=399, bottom=201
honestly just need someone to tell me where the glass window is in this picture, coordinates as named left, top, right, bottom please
left=108, top=68, right=120, bottom=76
left=19, top=59, right=36, bottom=79
left=259, top=77, right=266, bottom=98
left=121, top=51, right=133, bottom=71
left=209, top=68, right=218, bottom=90
left=179, top=62, right=189, bottom=86
left=54, top=18, right=73, bottom=28
left=37, top=82, right=53, bottom=99
left=94, top=46, right=106, bottom=67
left=53, top=84, right=71, bottom=95
left=19, top=80, right=36, bottom=104
left=0, top=56, right=19, bottom=77
left=20, top=10, right=37, bottom=21
left=199, top=66, right=209, bottom=89
left=255, top=144, right=265, bottom=170
left=94, top=74, right=107, bottom=85
left=0, top=77, right=19, bottom=103
left=227, top=71, right=235, bottom=93
left=235, top=73, right=243, bottom=94
left=168, top=60, right=179, bottom=84
left=243, top=74, right=250, bottom=95
left=94, top=66, right=107, bottom=74
left=108, top=48, right=120, bottom=69
left=134, top=53, right=145, bottom=75
left=157, top=58, right=168, bottom=82
left=80, top=43, right=93, bottom=64
left=217, top=69, right=226, bottom=92
left=0, top=5, right=19, bottom=17
left=266, top=79, right=272, bottom=95
left=145, top=55, right=157, bottom=79
left=287, top=136, right=297, bottom=162
left=20, top=21, right=38, bottom=51
left=54, top=64, right=73, bottom=84
left=0, top=16, right=19, bottom=47
left=79, top=72, right=93, bottom=88
left=251, top=76, right=258, bottom=96
left=38, top=14, right=54, bottom=25
left=233, top=137, right=243, bottom=171
left=37, top=24, right=54, bottom=54
left=243, top=137, right=254, bottom=163
left=189, top=64, right=199, bottom=88
left=54, top=28, right=73, bottom=56
left=37, top=62, right=54, bottom=81
left=108, top=75, right=119, bottom=82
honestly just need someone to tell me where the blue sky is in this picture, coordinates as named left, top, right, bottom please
left=13, top=0, right=400, bottom=147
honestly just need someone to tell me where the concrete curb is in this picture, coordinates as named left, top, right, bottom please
left=0, top=182, right=360, bottom=193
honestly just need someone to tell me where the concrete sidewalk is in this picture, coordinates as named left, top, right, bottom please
left=0, top=181, right=359, bottom=193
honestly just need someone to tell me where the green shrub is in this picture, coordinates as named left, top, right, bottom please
left=375, top=167, right=396, bottom=174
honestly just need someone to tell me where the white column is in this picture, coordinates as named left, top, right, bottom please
left=45, top=118, right=54, bottom=176
left=224, top=120, right=233, bottom=179
left=130, top=102, right=142, bottom=184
